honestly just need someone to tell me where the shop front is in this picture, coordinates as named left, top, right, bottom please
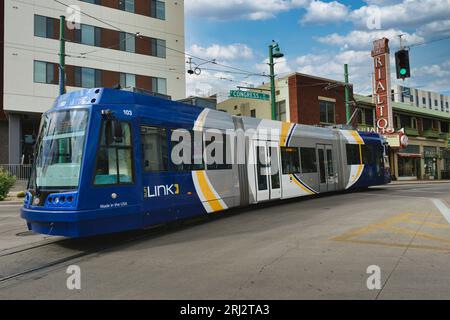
left=441, top=148, right=450, bottom=179
left=397, top=145, right=421, bottom=181
left=424, top=146, right=439, bottom=180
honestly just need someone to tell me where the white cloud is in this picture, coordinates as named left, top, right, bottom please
left=300, top=1, right=350, bottom=24
left=190, top=43, right=254, bottom=61
left=256, top=57, right=293, bottom=76
left=316, top=29, right=424, bottom=50
left=408, top=60, right=450, bottom=93
left=350, top=0, right=450, bottom=30
left=417, top=20, right=450, bottom=39
left=185, top=0, right=309, bottom=21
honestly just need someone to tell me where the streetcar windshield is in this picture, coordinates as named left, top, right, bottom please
left=29, top=110, right=89, bottom=190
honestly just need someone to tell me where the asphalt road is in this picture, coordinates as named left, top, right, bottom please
left=0, top=183, right=449, bottom=300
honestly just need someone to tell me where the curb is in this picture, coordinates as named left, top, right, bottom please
left=389, top=181, right=450, bottom=186
left=0, top=201, right=24, bottom=206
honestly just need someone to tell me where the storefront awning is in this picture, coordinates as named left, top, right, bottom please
left=398, top=153, right=422, bottom=158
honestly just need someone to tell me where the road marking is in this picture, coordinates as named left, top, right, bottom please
left=331, top=213, right=450, bottom=252
left=432, top=199, right=450, bottom=224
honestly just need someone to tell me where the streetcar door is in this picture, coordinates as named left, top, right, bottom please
left=254, top=141, right=281, bottom=202
left=317, top=144, right=337, bottom=193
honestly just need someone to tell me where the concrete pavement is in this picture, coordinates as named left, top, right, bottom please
left=0, top=183, right=449, bottom=299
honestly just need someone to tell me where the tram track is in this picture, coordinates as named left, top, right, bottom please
left=0, top=230, right=155, bottom=285
left=0, top=214, right=223, bottom=285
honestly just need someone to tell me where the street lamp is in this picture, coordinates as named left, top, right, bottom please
left=269, top=41, right=284, bottom=121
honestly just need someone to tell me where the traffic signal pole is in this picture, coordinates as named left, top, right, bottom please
left=59, top=15, right=66, bottom=96
left=344, top=64, right=351, bottom=124
left=269, top=45, right=277, bottom=121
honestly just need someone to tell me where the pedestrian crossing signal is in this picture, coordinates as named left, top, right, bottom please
left=395, top=49, right=411, bottom=80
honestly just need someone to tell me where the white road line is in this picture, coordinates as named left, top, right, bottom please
left=432, top=199, right=450, bottom=224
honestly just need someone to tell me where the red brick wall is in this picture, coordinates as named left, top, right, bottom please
left=287, top=74, right=353, bottom=126
left=48, top=62, right=154, bottom=92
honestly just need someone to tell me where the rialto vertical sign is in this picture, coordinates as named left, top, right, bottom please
left=371, top=38, right=394, bottom=134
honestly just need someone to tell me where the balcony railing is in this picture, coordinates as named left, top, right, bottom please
left=423, top=129, right=440, bottom=139
left=439, top=132, right=450, bottom=141
left=0, top=164, right=32, bottom=181
left=404, top=128, right=419, bottom=136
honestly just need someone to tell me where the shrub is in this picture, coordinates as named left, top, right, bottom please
left=16, top=191, right=26, bottom=198
left=0, top=169, right=16, bottom=201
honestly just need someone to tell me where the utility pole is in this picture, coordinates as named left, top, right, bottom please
left=344, top=64, right=351, bottom=124
left=59, top=15, right=66, bottom=96
left=268, top=41, right=284, bottom=121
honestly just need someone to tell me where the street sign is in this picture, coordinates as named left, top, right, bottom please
left=229, top=90, right=270, bottom=101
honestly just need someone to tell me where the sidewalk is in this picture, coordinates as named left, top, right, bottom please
left=390, top=179, right=450, bottom=186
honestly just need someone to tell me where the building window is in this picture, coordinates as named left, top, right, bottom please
left=358, top=108, right=374, bottom=127
left=152, top=78, right=167, bottom=95
left=120, top=32, right=136, bottom=53
left=281, top=147, right=301, bottom=175
left=276, top=100, right=286, bottom=121
left=300, top=148, right=317, bottom=173
left=74, top=67, right=102, bottom=88
left=422, top=118, right=433, bottom=131
left=119, top=0, right=135, bottom=13
left=319, top=100, right=335, bottom=124
left=120, top=73, right=136, bottom=88
left=151, top=39, right=166, bottom=58
left=364, top=109, right=374, bottom=126
left=152, top=0, right=166, bottom=20
left=141, top=126, right=168, bottom=172
left=250, top=109, right=256, bottom=118
left=75, top=24, right=101, bottom=47
left=34, top=61, right=56, bottom=84
left=34, top=15, right=56, bottom=39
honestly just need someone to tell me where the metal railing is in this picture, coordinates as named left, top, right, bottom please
left=0, top=164, right=32, bottom=181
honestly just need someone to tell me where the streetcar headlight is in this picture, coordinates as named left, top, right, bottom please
left=45, top=192, right=78, bottom=210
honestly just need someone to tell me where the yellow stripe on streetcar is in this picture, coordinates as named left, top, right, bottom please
left=195, top=171, right=224, bottom=212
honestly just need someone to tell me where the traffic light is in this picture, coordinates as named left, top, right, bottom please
left=395, top=49, right=411, bottom=80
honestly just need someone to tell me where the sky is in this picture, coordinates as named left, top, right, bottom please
left=183, top=0, right=450, bottom=100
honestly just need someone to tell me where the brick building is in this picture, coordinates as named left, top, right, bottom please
left=218, top=72, right=353, bottom=126
left=1, top=0, right=186, bottom=165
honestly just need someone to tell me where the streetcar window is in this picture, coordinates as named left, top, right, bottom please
left=281, top=147, right=301, bottom=175
left=362, top=145, right=374, bottom=165
left=205, top=132, right=232, bottom=171
left=171, top=130, right=205, bottom=171
left=141, top=126, right=168, bottom=172
left=94, top=121, right=134, bottom=185
left=375, top=146, right=384, bottom=175
left=300, top=148, right=317, bottom=173
left=256, top=146, right=268, bottom=191
left=346, top=144, right=361, bottom=165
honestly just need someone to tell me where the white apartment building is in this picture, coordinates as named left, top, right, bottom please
left=393, top=84, right=450, bottom=114
left=1, top=0, right=186, bottom=165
